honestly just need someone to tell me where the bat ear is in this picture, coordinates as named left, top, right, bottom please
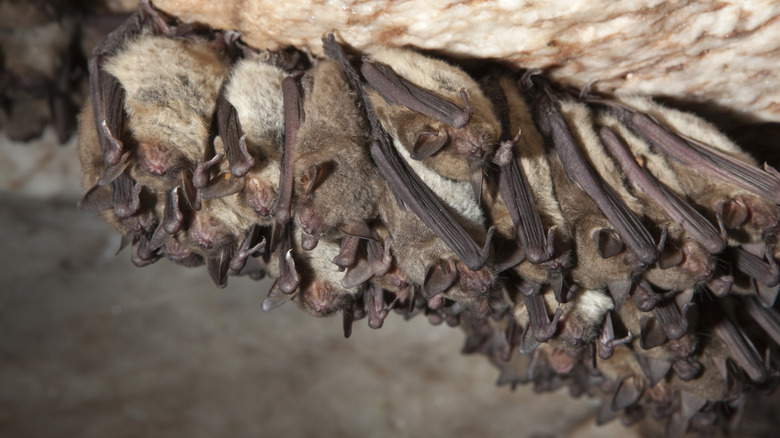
left=411, top=128, right=449, bottom=160
left=342, top=258, right=373, bottom=289
left=262, top=279, right=293, bottom=311
left=342, top=307, right=354, bottom=338
left=77, top=185, right=113, bottom=212
left=611, top=375, right=644, bottom=411
left=206, top=248, right=232, bottom=288
left=302, top=163, right=328, bottom=195
left=592, top=228, right=624, bottom=259
left=657, top=243, right=684, bottom=269
left=422, top=260, right=457, bottom=299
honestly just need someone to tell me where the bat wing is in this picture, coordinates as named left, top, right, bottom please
left=216, top=88, right=254, bottom=178
left=528, top=79, right=659, bottom=267
left=598, top=126, right=726, bottom=254
left=360, top=61, right=472, bottom=129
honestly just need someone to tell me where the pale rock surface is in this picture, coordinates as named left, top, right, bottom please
left=155, top=0, right=780, bottom=123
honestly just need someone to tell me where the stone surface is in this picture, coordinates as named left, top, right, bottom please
left=154, top=0, right=780, bottom=124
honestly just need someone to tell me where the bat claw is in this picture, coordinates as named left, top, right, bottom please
left=193, top=153, right=225, bottom=189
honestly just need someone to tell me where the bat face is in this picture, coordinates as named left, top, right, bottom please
left=103, top=34, right=229, bottom=188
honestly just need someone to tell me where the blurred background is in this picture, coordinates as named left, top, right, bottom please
left=0, top=130, right=635, bottom=437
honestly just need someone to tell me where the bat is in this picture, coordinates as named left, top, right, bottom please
left=360, top=47, right=501, bottom=187
left=200, top=54, right=287, bottom=225
left=597, top=125, right=722, bottom=291
left=525, top=75, right=661, bottom=268
left=322, top=34, right=496, bottom=304
left=77, top=98, right=161, bottom=266
left=479, top=74, right=572, bottom=298
left=591, top=95, right=780, bottom=243
left=287, top=60, right=384, bottom=251
left=102, top=34, right=229, bottom=189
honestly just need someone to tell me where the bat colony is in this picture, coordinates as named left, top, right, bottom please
left=76, top=2, right=780, bottom=436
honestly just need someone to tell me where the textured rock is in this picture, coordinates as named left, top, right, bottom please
left=154, top=0, right=780, bottom=123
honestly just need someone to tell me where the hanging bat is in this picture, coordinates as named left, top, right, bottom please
left=286, top=60, right=385, bottom=251
left=77, top=98, right=161, bottom=266
left=0, top=5, right=81, bottom=143
left=596, top=125, right=723, bottom=290
left=360, top=47, right=501, bottom=189
left=101, top=34, right=229, bottom=189
left=591, top=95, right=780, bottom=244
left=322, top=34, right=495, bottom=303
left=552, top=96, right=718, bottom=292
left=479, top=74, right=571, bottom=297
left=197, top=53, right=287, bottom=225
left=264, top=223, right=364, bottom=338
